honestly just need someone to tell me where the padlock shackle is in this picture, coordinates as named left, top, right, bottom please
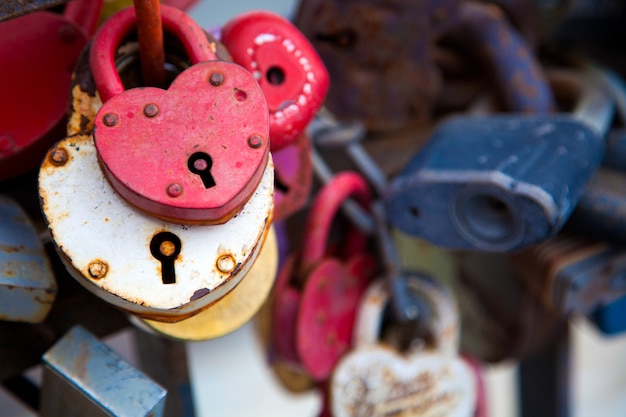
left=64, top=0, right=103, bottom=36
left=299, top=172, right=372, bottom=275
left=90, top=5, right=218, bottom=103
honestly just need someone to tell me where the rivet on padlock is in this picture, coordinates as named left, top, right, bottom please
left=221, top=11, right=329, bottom=151
left=0, top=0, right=102, bottom=180
left=269, top=172, right=376, bottom=382
left=331, top=277, right=476, bottom=417
left=91, top=5, right=270, bottom=224
left=0, top=195, right=56, bottom=323
left=41, top=326, right=167, bottom=417
left=385, top=69, right=613, bottom=251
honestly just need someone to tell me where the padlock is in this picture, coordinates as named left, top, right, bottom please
left=331, top=278, right=477, bottom=417
left=510, top=234, right=626, bottom=315
left=39, top=6, right=274, bottom=323
left=455, top=251, right=565, bottom=363
left=384, top=69, right=612, bottom=252
left=269, top=172, right=376, bottom=382
left=272, top=132, right=313, bottom=221
left=293, top=0, right=458, bottom=131
left=565, top=167, right=626, bottom=247
left=131, top=226, right=278, bottom=340
left=221, top=10, right=329, bottom=151
left=0, top=195, right=56, bottom=323
left=587, top=294, right=626, bottom=336
left=41, top=325, right=167, bottom=417
left=91, top=6, right=270, bottom=224
left=0, top=0, right=102, bottom=180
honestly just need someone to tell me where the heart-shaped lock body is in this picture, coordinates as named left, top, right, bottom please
left=91, top=6, right=270, bottom=224
left=0, top=0, right=102, bottom=180
left=272, top=132, right=313, bottom=221
left=331, top=278, right=477, bottom=417
left=269, top=172, right=376, bottom=382
left=221, top=11, right=329, bottom=151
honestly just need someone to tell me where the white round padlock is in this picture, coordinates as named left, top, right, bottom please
left=39, top=133, right=274, bottom=322
left=331, top=276, right=477, bottom=417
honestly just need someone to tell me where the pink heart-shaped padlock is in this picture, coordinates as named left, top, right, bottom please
left=94, top=60, right=270, bottom=224
left=221, top=11, right=329, bottom=151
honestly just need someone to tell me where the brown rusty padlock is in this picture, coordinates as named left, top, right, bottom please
left=294, top=0, right=460, bottom=131
left=39, top=6, right=274, bottom=327
left=268, top=171, right=376, bottom=384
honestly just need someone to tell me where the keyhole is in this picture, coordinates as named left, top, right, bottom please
left=188, top=152, right=216, bottom=189
left=150, top=232, right=182, bottom=284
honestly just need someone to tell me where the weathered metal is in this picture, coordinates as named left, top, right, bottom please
left=90, top=6, right=269, bottom=223
left=0, top=195, right=56, bottom=323
left=221, top=11, right=329, bottom=151
left=41, top=325, right=167, bottom=417
left=331, top=278, right=476, bottom=417
left=269, top=172, right=375, bottom=382
left=445, top=1, right=555, bottom=113
left=39, top=133, right=274, bottom=322
left=0, top=0, right=102, bottom=180
left=133, top=0, right=166, bottom=88
left=0, top=0, right=68, bottom=22
left=510, top=234, right=626, bottom=315
left=294, top=0, right=460, bottom=131
left=134, top=226, right=278, bottom=340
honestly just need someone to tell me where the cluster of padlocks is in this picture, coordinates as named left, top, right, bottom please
left=1, top=0, right=625, bottom=416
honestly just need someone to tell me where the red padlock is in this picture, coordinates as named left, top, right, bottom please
left=270, top=172, right=376, bottom=381
left=272, top=132, right=313, bottom=221
left=221, top=11, right=329, bottom=152
left=0, top=0, right=102, bottom=180
left=90, top=6, right=270, bottom=223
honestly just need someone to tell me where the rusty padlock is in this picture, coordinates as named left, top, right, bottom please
left=0, top=195, right=56, bottom=323
left=221, top=10, right=329, bottom=151
left=294, top=0, right=460, bottom=131
left=510, top=233, right=626, bottom=316
left=39, top=6, right=274, bottom=323
left=269, top=172, right=376, bottom=383
left=91, top=6, right=270, bottom=224
left=0, top=0, right=102, bottom=181
left=331, top=277, right=477, bottom=417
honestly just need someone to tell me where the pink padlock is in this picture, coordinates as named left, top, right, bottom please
left=0, top=0, right=102, bottom=180
left=270, top=172, right=377, bottom=381
left=90, top=6, right=270, bottom=224
left=221, top=11, right=329, bottom=151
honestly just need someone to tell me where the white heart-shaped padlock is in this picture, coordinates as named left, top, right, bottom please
left=331, top=277, right=477, bottom=417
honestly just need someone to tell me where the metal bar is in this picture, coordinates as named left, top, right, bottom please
left=133, top=0, right=166, bottom=88
left=518, top=321, right=570, bottom=417
left=134, top=329, right=196, bottom=417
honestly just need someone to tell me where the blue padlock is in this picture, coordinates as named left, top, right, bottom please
left=384, top=70, right=613, bottom=252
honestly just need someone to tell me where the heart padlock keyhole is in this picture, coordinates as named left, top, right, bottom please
left=150, top=232, right=182, bottom=284
left=188, top=152, right=216, bottom=189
